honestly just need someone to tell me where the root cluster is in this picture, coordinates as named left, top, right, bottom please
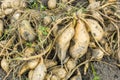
left=0, top=0, right=119, bottom=80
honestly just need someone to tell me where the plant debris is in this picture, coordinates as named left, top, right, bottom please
left=0, top=0, right=119, bottom=80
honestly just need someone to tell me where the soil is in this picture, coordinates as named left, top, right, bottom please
left=0, top=58, right=120, bottom=80
left=0, top=0, right=119, bottom=80
left=92, top=62, right=120, bottom=80
left=82, top=57, right=120, bottom=80
left=0, top=68, right=5, bottom=80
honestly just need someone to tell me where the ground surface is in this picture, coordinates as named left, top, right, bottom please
left=0, top=58, right=120, bottom=80
left=0, top=0, right=120, bottom=80
left=80, top=57, right=120, bottom=80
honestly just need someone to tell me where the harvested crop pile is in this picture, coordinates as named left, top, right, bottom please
left=0, top=0, right=119, bottom=80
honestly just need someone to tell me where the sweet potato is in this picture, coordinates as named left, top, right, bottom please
left=86, top=19, right=104, bottom=41
left=108, top=0, right=116, bottom=2
left=19, top=59, right=39, bottom=75
left=1, top=58, right=9, bottom=73
left=118, top=50, right=120, bottom=62
left=91, top=48, right=104, bottom=60
left=0, top=9, right=5, bottom=18
left=28, top=70, right=34, bottom=80
left=70, top=75, right=82, bottom=80
left=1, top=0, right=12, bottom=9
left=32, top=58, right=47, bottom=80
left=51, top=75, right=60, bottom=80
left=4, top=8, right=13, bottom=15
left=69, top=19, right=90, bottom=59
left=44, top=59, right=57, bottom=69
left=87, top=1, right=100, bottom=9
left=52, top=25, right=59, bottom=37
left=61, top=0, right=68, bottom=3
left=48, top=0, right=57, bottom=9
left=45, top=74, right=60, bottom=80
left=51, top=67, right=67, bottom=79
left=92, top=11, right=104, bottom=22
left=43, top=16, right=52, bottom=25
left=0, top=20, right=3, bottom=37
left=1, top=0, right=26, bottom=9
left=56, top=22, right=75, bottom=64
left=19, top=20, right=36, bottom=41
left=27, top=59, right=39, bottom=69
left=0, top=0, right=26, bottom=18
left=66, top=58, right=77, bottom=71
left=24, top=47, right=35, bottom=57
left=45, top=74, right=51, bottom=80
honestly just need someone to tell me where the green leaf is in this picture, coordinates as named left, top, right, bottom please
left=26, top=42, right=32, bottom=47
left=40, top=4, right=47, bottom=11
left=91, top=63, right=100, bottom=80
left=39, top=26, right=49, bottom=36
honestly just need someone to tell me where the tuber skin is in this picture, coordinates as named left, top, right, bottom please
left=1, top=58, right=9, bottom=73
left=0, top=0, right=26, bottom=18
left=51, top=75, right=60, bottom=80
left=51, top=67, right=67, bottom=79
left=19, top=20, right=36, bottom=42
left=61, top=0, right=68, bottom=3
left=69, top=19, right=90, bottom=59
left=45, top=74, right=51, bottom=80
left=4, top=8, right=13, bottom=15
left=19, top=59, right=39, bottom=75
left=44, top=59, right=57, bottom=69
left=24, top=47, right=35, bottom=57
left=48, top=0, right=57, bottom=9
left=45, top=74, right=60, bottom=80
left=56, top=22, right=75, bottom=65
left=1, top=0, right=26, bottom=9
left=66, top=58, right=77, bottom=71
left=91, top=11, right=104, bottom=22
left=91, top=48, right=104, bottom=60
left=32, top=58, right=47, bottom=80
left=0, top=19, right=4, bottom=37
left=70, top=75, right=82, bottom=80
left=86, top=19, right=104, bottom=41
left=28, top=70, right=34, bottom=80
left=43, top=16, right=52, bottom=25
